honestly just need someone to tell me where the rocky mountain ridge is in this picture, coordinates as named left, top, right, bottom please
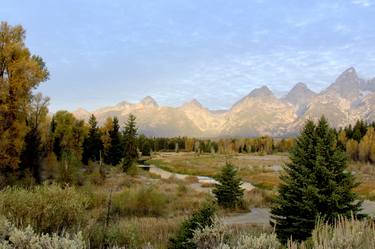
left=73, top=67, right=375, bottom=137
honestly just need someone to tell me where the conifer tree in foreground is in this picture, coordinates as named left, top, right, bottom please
left=271, top=116, right=361, bottom=243
left=122, top=114, right=138, bottom=172
left=213, top=162, right=244, bottom=208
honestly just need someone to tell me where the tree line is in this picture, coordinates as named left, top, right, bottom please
left=337, top=119, right=375, bottom=163
left=137, top=136, right=295, bottom=155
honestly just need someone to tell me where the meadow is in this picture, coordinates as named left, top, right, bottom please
left=1, top=151, right=375, bottom=248
left=148, top=152, right=375, bottom=201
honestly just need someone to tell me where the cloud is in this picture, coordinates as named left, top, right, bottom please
left=352, top=0, right=373, bottom=7
left=334, top=24, right=351, bottom=34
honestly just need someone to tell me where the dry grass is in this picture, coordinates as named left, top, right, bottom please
left=244, top=188, right=275, bottom=208
left=116, top=217, right=183, bottom=249
left=348, top=161, right=375, bottom=199
left=148, top=152, right=286, bottom=190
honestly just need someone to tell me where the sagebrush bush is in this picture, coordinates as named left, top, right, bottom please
left=112, top=186, right=168, bottom=217
left=0, top=216, right=86, bottom=249
left=0, top=184, right=91, bottom=233
left=305, top=217, right=375, bottom=249
left=193, top=217, right=375, bottom=249
left=193, top=218, right=280, bottom=249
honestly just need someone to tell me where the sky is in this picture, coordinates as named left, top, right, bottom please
left=2, top=0, right=375, bottom=112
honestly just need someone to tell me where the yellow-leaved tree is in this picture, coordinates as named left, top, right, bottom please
left=0, top=22, right=49, bottom=175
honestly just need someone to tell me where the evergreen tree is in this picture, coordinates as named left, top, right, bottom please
left=122, top=114, right=138, bottom=172
left=137, top=134, right=151, bottom=156
left=82, top=114, right=103, bottom=165
left=271, top=117, right=361, bottom=243
left=213, top=162, right=244, bottom=209
left=169, top=202, right=215, bottom=249
left=105, top=117, right=123, bottom=166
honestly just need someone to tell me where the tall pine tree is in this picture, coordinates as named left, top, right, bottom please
left=271, top=117, right=361, bottom=243
left=105, top=117, right=123, bottom=166
left=122, top=114, right=138, bottom=172
left=82, top=114, right=103, bottom=165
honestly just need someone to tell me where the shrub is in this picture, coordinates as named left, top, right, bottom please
left=88, top=163, right=106, bottom=186
left=0, top=216, right=86, bottom=248
left=192, top=218, right=228, bottom=249
left=41, top=153, right=59, bottom=182
left=192, top=216, right=375, bottom=249
left=112, top=186, right=168, bottom=217
left=0, top=184, right=91, bottom=233
left=169, top=202, right=216, bottom=249
left=304, top=217, right=375, bottom=249
left=88, top=217, right=182, bottom=249
left=193, top=219, right=280, bottom=249
left=57, top=152, right=84, bottom=185
left=87, top=223, right=139, bottom=249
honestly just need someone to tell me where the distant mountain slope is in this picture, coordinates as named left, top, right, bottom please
left=73, top=67, right=375, bottom=137
left=282, top=82, right=316, bottom=116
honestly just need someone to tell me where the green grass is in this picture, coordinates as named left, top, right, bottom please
left=147, top=152, right=285, bottom=189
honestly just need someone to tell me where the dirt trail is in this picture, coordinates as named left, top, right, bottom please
left=222, top=200, right=375, bottom=225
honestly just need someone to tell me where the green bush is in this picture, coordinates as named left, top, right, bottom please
left=0, top=184, right=91, bottom=233
left=169, top=202, right=216, bottom=249
left=58, top=152, right=84, bottom=185
left=112, top=186, right=168, bottom=217
left=88, top=163, right=106, bottom=186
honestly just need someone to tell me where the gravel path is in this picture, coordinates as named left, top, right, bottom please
left=223, top=208, right=271, bottom=225
left=222, top=200, right=375, bottom=225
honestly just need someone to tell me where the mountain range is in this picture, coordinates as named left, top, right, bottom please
left=73, top=67, right=375, bottom=137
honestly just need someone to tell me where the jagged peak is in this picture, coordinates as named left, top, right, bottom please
left=248, top=85, right=274, bottom=98
left=335, top=67, right=359, bottom=82
left=140, top=96, right=158, bottom=107
left=342, top=66, right=356, bottom=74
left=325, top=67, right=361, bottom=99
left=294, top=82, right=308, bottom=89
left=182, top=98, right=204, bottom=109
left=287, top=82, right=315, bottom=95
